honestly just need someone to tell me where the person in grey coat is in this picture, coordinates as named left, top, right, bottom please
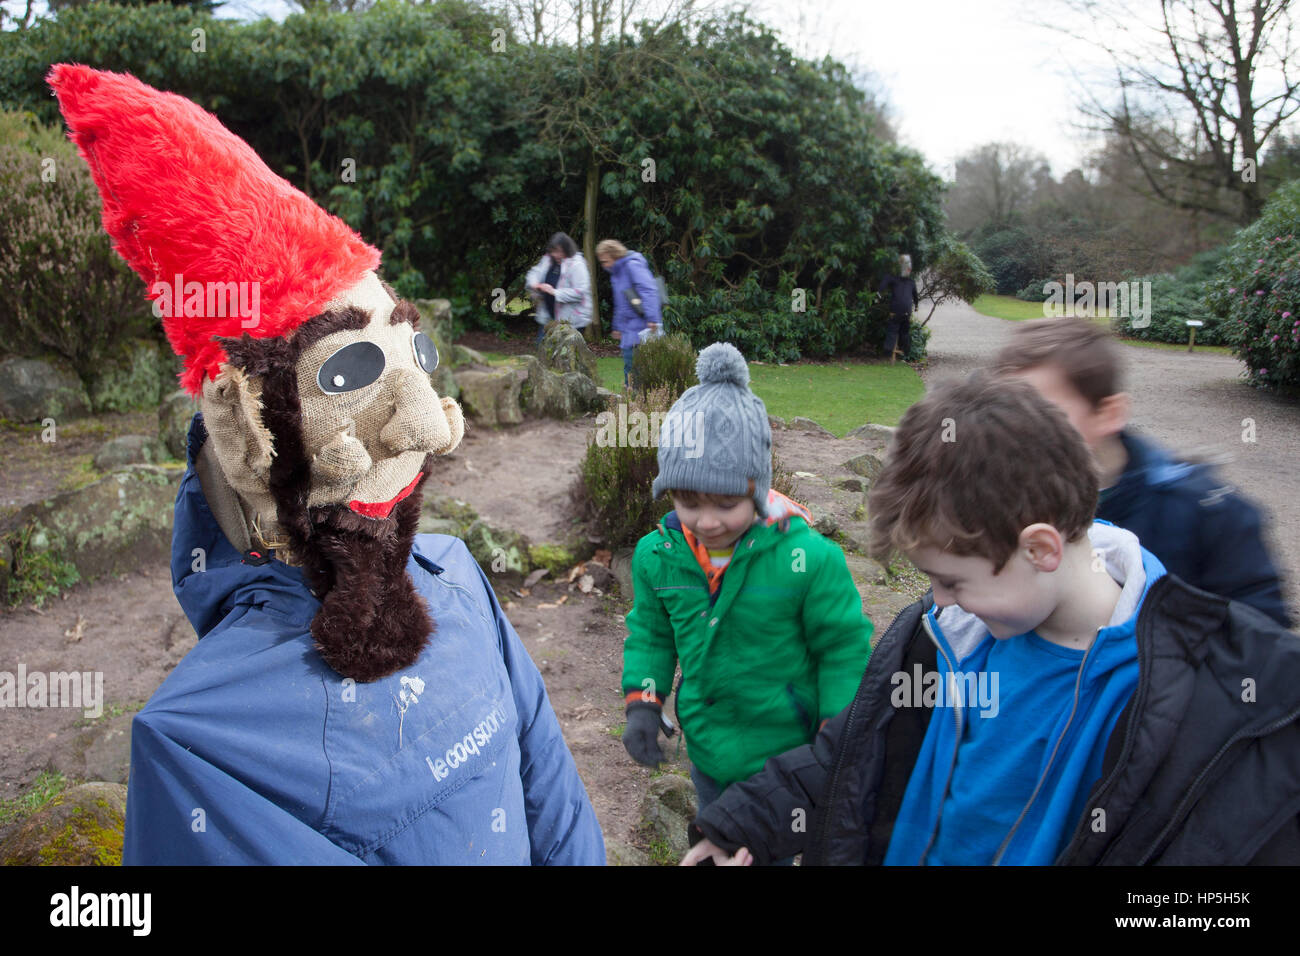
left=526, top=232, right=592, bottom=345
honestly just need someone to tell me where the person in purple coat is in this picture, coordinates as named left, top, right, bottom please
left=596, top=239, right=662, bottom=388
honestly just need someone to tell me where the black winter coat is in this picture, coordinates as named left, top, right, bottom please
left=692, top=575, right=1300, bottom=865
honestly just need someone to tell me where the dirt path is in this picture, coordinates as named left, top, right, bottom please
left=922, top=299, right=1300, bottom=618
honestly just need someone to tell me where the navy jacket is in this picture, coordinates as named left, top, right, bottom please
left=1098, top=430, right=1291, bottom=628
left=879, top=274, right=919, bottom=317
left=123, top=414, right=606, bottom=865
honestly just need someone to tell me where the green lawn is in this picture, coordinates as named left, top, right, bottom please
left=477, top=351, right=923, bottom=433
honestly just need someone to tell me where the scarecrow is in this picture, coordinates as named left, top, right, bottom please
left=48, top=64, right=604, bottom=864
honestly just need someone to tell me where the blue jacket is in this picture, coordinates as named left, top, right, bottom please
left=1098, top=429, right=1291, bottom=628
left=883, top=523, right=1163, bottom=865
left=607, top=251, right=662, bottom=337
left=123, top=414, right=606, bottom=865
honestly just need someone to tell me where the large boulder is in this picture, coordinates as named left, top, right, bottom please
left=0, top=782, right=127, bottom=865
left=158, top=390, right=200, bottom=460
left=0, top=357, right=89, bottom=422
left=843, top=452, right=884, bottom=485
left=451, top=344, right=488, bottom=368
left=49, top=713, right=135, bottom=786
left=540, top=323, right=599, bottom=381
left=410, top=300, right=459, bottom=400
left=518, top=356, right=602, bottom=420
left=846, top=422, right=896, bottom=442
left=93, top=435, right=166, bottom=471
left=87, top=338, right=171, bottom=413
left=11, top=464, right=184, bottom=584
left=454, top=366, right=525, bottom=426
left=787, top=416, right=836, bottom=437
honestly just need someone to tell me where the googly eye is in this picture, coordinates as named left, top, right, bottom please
left=412, top=331, right=439, bottom=373
left=317, top=341, right=385, bottom=395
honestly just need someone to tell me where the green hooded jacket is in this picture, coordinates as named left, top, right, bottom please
left=622, top=506, right=873, bottom=787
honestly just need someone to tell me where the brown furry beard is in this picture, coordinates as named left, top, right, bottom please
left=296, top=456, right=436, bottom=683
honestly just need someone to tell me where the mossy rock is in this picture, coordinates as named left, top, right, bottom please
left=87, top=338, right=171, bottom=414
left=423, top=493, right=478, bottom=530
left=464, top=519, right=531, bottom=575
left=540, top=323, right=599, bottom=381
left=158, top=390, right=200, bottom=460
left=454, top=367, right=525, bottom=427
left=93, top=435, right=167, bottom=470
left=0, top=356, right=90, bottom=422
left=527, top=542, right=576, bottom=575
left=9, top=464, right=184, bottom=590
left=451, top=344, right=488, bottom=368
left=0, top=782, right=126, bottom=866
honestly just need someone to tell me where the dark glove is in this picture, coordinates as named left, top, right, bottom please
left=623, top=701, right=665, bottom=767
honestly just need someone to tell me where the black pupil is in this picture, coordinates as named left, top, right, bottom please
left=414, top=332, right=438, bottom=372
left=318, top=341, right=385, bottom=394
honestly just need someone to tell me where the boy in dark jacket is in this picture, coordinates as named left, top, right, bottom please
left=683, top=372, right=1300, bottom=865
left=993, top=317, right=1291, bottom=628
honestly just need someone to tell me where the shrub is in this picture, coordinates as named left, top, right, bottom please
left=0, top=112, right=154, bottom=384
left=1113, top=270, right=1225, bottom=346
left=1205, top=179, right=1300, bottom=391
left=571, top=386, right=804, bottom=550
left=631, top=331, right=699, bottom=399
left=1015, top=278, right=1055, bottom=302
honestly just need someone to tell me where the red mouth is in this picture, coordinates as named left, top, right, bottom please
left=348, top=471, right=424, bottom=519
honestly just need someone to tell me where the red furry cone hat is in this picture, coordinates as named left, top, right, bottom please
left=46, top=64, right=380, bottom=395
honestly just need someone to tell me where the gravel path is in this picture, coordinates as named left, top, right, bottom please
left=920, top=299, right=1300, bottom=620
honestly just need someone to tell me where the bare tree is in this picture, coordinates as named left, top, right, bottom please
left=1056, top=0, right=1300, bottom=224
left=944, top=142, right=1053, bottom=234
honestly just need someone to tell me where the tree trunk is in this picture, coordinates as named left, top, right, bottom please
left=583, top=157, right=601, bottom=343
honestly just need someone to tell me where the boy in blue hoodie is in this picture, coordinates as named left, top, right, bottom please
left=683, top=372, right=1300, bottom=865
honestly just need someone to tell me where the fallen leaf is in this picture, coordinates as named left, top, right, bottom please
left=523, top=568, right=550, bottom=588
left=512, top=588, right=530, bottom=598
left=566, top=563, right=585, bottom=584
left=793, top=471, right=818, bottom=479
left=537, top=595, right=569, bottom=610
left=64, top=614, right=86, bottom=643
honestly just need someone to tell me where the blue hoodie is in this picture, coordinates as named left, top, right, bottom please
left=884, top=522, right=1167, bottom=866
left=607, top=251, right=662, bottom=337
left=123, top=414, right=606, bottom=865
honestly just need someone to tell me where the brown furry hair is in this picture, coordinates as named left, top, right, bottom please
left=867, top=371, right=1099, bottom=573
left=991, top=317, right=1123, bottom=408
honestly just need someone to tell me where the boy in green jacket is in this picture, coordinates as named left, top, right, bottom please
left=620, top=342, right=874, bottom=817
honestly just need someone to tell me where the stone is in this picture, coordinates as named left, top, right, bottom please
left=610, top=547, right=635, bottom=600
left=9, top=464, right=184, bottom=584
left=413, top=297, right=452, bottom=330
left=583, top=562, right=617, bottom=592
left=463, top=519, right=531, bottom=574
left=410, top=300, right=458, bottom=400
left=595, top=386, right=618, bottom=407
left=451, top=344, right=488, bottom=368
left=640, top=775, right=699, bottom=864
left=768, top=414, right=787, bottom=430
left=838, top=522, right=874, bottom=555
left=561, top=371, right=600, bottom=413
left=606, top=840, right=653, bottom=867
left=423, top=493, right=479, bottom=527
left=453, top=366, right=525, bottom=426
left=814, top=514, right=839, bottom=537
left=843, top=453, right=884, bottom=484
left=517, top=356, right=571, bottom=419
left=540, top=322, right=599, bottom=381
left=93, top=435, right=165, bottom=471
left=844, top=553, right=889, bottom=586
left=0, top=782, right=127, bottom=866
left=0, top=357, right=89, bottom=423
left=787, top=416, right=836, bottom=437
left=834, top=477, right=866, bottom=493
left=846, top=422, right=896, bottom=442
left=158, top=389, right=200, bottom=460
left=87, top=338, right=171, bottom=414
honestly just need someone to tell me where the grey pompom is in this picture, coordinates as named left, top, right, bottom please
left=696, top=342, right=749, bottom=387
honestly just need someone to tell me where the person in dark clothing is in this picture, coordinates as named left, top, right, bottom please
left=879, top=254, right=920, bottom=361
left=994, top=318, right=1291, bottom=628
left=681, top=373, right=1300, bottom=866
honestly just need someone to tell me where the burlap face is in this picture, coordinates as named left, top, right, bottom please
left=293, top=272, right=463, bottom=512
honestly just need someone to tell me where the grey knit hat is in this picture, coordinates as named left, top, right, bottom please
left=651, top=342, right=772, bottom=517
